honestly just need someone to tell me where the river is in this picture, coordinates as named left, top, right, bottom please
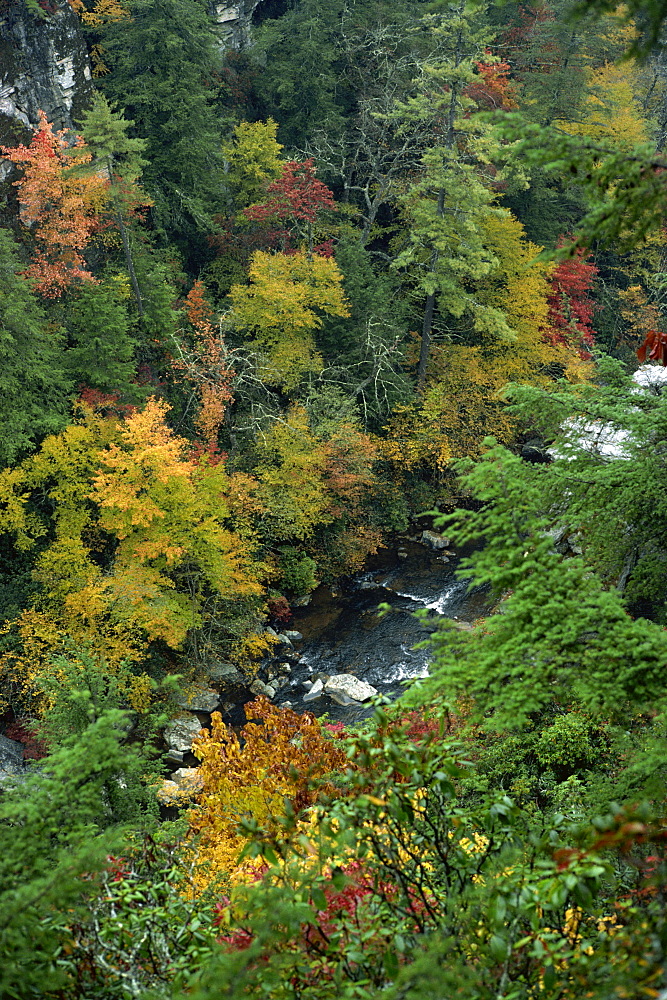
left=274, top=536, right=489, bottom=725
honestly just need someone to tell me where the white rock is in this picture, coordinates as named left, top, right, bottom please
left=421, top=530, right=450, bottom=551
left=303, top=678, right=323, bottom=702
left=249, top=679, right=274, bottom=699
left=284, top=630, right=303, bottom=641
left=163, top=715, right=203, bottom=752
left=324, top=674, right=378, bottom=703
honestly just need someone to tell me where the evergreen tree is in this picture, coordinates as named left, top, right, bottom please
left=392, top=4, right=515, bottom=389
left=63, top=277, right=139, bottom=396
left=98, top=0, right=224, bottom=250
left=0, top=230, right=71, bottom=466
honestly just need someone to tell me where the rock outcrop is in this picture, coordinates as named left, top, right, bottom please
left=212, top=0, right=265, bottom=50
left=0, top=0, right=93, bottom=143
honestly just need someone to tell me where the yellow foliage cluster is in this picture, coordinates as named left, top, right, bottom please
left=67, top=0, right=128, bottom=26
left=229, top=251, right=350, bottom=391
left=187, top=699, right=348, bottom=892
left=228, top=631, right=280, bottom=674
left=0, top=399, right=263, bottom=711
left=555, top=61, right=649, bottom=148
left=221, top=119, right=284, bottom=208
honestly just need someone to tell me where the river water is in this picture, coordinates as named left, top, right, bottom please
left=275, top=537, right=489, bottom=725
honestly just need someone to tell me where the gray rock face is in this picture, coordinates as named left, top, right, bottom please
left=324, top=674, right=378, bottom=704
left=212, top=0, right=264, bottom=49
left=164, top=714, right=204, bottom=752
left=175, top=684, right=220, bottom=713
left=0, top=734, right=24, bottom=785
left=0, top=0, right=92, bottom=135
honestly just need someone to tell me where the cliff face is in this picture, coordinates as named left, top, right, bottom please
left=213, top=0, right=264, bottom=50
left=0, top=0, right=92, bottom=149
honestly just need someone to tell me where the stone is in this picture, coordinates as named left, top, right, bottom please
left=0, top=0, right=93, bottom=136
left=165, top=749, right=185, bottom=766
left=163, top=714, right=204, bottom=753
left=0, top=734, right=23, bottom=786
left=421, top=530, right=450, bottom=551
left=213, top=0, right=265, bottom=50
left=249, top=678, right=274, bottom=699
left=204, top=659, right=244, bottom=687
left=291, top=594, right=312, bottom=607
left=275, top=633, right=293, bottom=646
left=323, top=674, right=378, bottom=703
left=278, top=662, right=292, bottom=675
left=397, top=548, right=408, bottom=560
left=157, top=767, right=203, bottom=806
left=283, top=630, right=303, bottom=642
left=175, top=684, right=220, bottom=713
left=302, top=678, right=323, bottom=702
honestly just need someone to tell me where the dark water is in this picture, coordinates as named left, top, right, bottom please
left=275, top=539, right=489, bottom=725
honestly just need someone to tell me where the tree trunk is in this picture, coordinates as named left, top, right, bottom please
left=417, top=185, right=445, bottom=391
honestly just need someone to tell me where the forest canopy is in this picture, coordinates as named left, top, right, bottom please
left=1, top=0, right=667, bottom=996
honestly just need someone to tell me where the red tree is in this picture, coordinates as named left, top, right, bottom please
left=545, top=246, right=598, bottom=359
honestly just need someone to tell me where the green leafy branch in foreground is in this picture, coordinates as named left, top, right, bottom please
left=404, top=437, right=667, bottom=729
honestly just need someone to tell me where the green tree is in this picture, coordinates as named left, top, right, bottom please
left=78, top=93, right=150, bottom=315
left=63, top=276, right=138, bottom=396
left=392, top=4, right=514, bottom=389
left=99, top=0, right=224, bottom=249
left=0, top=711, right=157, bottom=998
left=0, top=229, right=71, bottom=465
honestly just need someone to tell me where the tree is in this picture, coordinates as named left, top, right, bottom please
left=407, top=436, right=667, bottom=729
left=0, top=711, right=157, bottom=998
left=98, top=0, right=224, bottom=246
left=0, top=230, right=71, bottom=465
left=0, top=398, right=264, bottom=710
left=2, top=111, right=106, bottom=298
left=78, top=93, right=151, bottom=315
left=229, top=250, right=350, bottom=391
left=221, top=118, right=284, bottom=210
left=171, top=280, right=235, bottom=455
left=244, top=159, right=337, bottom=254
left=64, top=276, right=139, bottom=395
left=392, top=5, right=514, bottom=389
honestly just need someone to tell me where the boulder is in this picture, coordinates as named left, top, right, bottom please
left=323, top=674, right=378, bottom=704
left=175, top=684, right=220, bottom=713
left=302, top=678, right=324, bottom=702
left=249, top=678, right=275, bottom=699
left=421, top=530, right=450, bottom=551
left=204, top=659, right=244, bottom=687
left=157, top=767, right=203, bottom=806
left=283, top=630, right=303, bottom=642
left=163, top=714, right=203, bottom=753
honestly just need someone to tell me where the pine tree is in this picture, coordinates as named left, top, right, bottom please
left=0, top=230, right=71, bottom=465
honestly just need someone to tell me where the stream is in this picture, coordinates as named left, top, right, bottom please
left=274, top=537, right=490, bottom=726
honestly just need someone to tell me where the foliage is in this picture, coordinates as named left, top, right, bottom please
left=229, top=251, right=350, bottom=390
left=405, top=437, right=667, bottom=728
left=2, top=112, right=106, bottom=297
left=221, top=119, right=284, bottom=209
left=188, top=698, right=348, bottom=891
left=0, top=229, right=71, bottom=465
left=0, top=711, right=157, bottom=999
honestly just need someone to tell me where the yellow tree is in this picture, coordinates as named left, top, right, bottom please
left=229, top=250, right=350, bottom=391
left=0, top=399, right=263, bottom=711
left=188, top=698, right=348, bottom=890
